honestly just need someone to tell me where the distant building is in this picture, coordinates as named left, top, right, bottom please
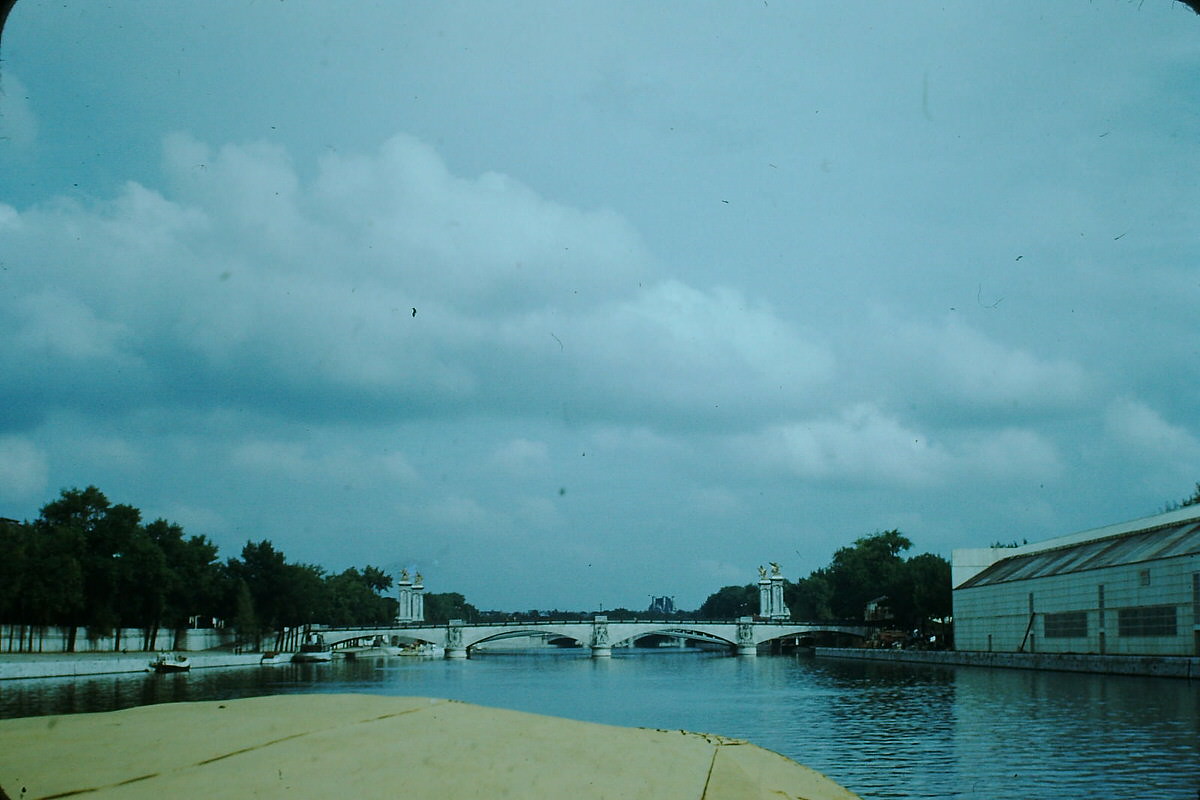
left=648, top=596, right=675, bottom=615
left=864, top=596, right=893, bottom=623
left=952, top=506, right=1200, bottom=656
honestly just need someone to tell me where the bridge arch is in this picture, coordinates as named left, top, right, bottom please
left=606, top=624, right=737, bottom=649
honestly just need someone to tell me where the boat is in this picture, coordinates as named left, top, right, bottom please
left=259, top=651, right=290, bottom=665
left=292, top=634, right=333, bottom=662
left=148, top=652, right=190, bottom=673
left=397, top=642, right=444, bottom=658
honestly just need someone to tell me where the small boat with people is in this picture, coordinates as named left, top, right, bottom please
left=292, top=634, right=333, bottom=663
left=397, top=642, right=444, bottom=658
left=148, top=652, right=190, bottom=673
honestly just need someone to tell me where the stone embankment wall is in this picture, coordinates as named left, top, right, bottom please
left=815, top=647, right=1200, bottom=679
left=2, top=625, right=233, bottom=654
left=0, top=652, right=265, bottom=680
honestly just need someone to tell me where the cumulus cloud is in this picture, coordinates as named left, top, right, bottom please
left=489, top=438, right=551, bottom=478
left=229, top=438, right=420, bottom=488
left=420, top=494, right=492, bottom=533
left=885, top=316, right=1091, bottom=416
left=686, top=486, right=742, bottom=516
left=0, top=73, right=38, bottom=151
left=744, top=404, right=949, bottom=487
left=502, top=280, right=835, bottom=427
left=306, top=133, right=652, bottom=308
left=953, top=427, right=1062, bottom=481
left=0, top=436, right=49, bottom=502
left=737, top=405, right=1061, bottom=488
left=1105, top=399, right=1200, bottom=462
left=0, top=132, right=833, bottom=438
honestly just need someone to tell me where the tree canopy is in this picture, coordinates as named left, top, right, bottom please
left=1, top=486, right=399, bottom=650
left=696, top=529, right=951, bottom=631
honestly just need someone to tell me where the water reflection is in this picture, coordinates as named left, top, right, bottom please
left=1, top=653, right=1197, bottom=800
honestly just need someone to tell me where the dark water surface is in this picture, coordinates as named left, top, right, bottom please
left=2, top=650, right=1198, bottom=800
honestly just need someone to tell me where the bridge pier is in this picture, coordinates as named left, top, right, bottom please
left=445, top=620, right=468, bottom=659
left=590, top=616, right=611, bottom=658
left=736, top=617, right=757, bottom=657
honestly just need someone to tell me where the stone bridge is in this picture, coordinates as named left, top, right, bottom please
left=309, top=617, right=870, bottom=659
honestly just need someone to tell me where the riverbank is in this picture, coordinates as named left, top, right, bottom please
left=814, top=647, right=1200, bottom=679
left=0, top=651, right=265, bottom=680
left=0, top=693, right=863, bottom=799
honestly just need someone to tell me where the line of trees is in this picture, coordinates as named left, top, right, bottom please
left=0, top=486, right=398, bottom=651
left=697, top=530, right=953, bottom=634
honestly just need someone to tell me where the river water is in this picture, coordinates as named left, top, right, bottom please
left=2, top=649, right=1197, bottom=800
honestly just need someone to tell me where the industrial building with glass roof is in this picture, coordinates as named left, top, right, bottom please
left=952, top=506, right=1200, bottom=656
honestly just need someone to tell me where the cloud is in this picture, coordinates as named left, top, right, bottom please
left=1, top=132, right=834, bottom=440
left=743, top=404, right=949, bottom=487
left=0, top=436, right=48, bottom=503
left=686, top=486, right=742, bottom=516
left=0, top=73, right=38, bottom=151
left=877, top=316, right=1092, bottom=419
left=1105, top=399, right=1200, bottom=462
left=230, top=438, right=421, bottom=488
left=954, top=427, right=1061, bottom=482
left=504, top=280, right=835, bottom=427
left=737, top=405, right=1061, bottom=488
left=307, top=133, right=652, bottom=309
left=420, top=494, right=491, bottom=533
left=489, top=438, right=551, bottom=478
left=12, top=292, right=131, bottom=362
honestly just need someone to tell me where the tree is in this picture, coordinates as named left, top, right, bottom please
left=35, top=487, right=142, bottom=645
left=0, top=519, right=28, bottom=623
left=231, top=578, right=259, bottom=650
left=424, top=592, right=478, bottom=624
left=360, top=565, right=393, bottom=593
left=15, top=521, right=85, bottom=651
left=824, top=529, right=912, bottom=620
left=145, top=519, right=224, bottom=645
left=116, top=526, right=169, bottom=649
left=326, top=567, right=397, bottom=626
left=785, top=573, right=833, bottom=621
left=227, top=540, right=288, bottom=636
left=902, top=552, right=952, bottom=630
left=697, top=585, right=757, bottom=619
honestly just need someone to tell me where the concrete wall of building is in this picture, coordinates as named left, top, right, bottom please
left=954, top=552, right=1199, bottom=656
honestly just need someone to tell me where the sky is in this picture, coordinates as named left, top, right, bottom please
left=1, top=1, right=1198, bottom=612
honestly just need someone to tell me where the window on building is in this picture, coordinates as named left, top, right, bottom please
left=1193, top=573, right=1199, bottom=622
left=1117, top=605, right=1177, bottom=637
left=1139, top=569, right=1151, bottom=587
left=1044, top=611, right=1088, bottom=638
